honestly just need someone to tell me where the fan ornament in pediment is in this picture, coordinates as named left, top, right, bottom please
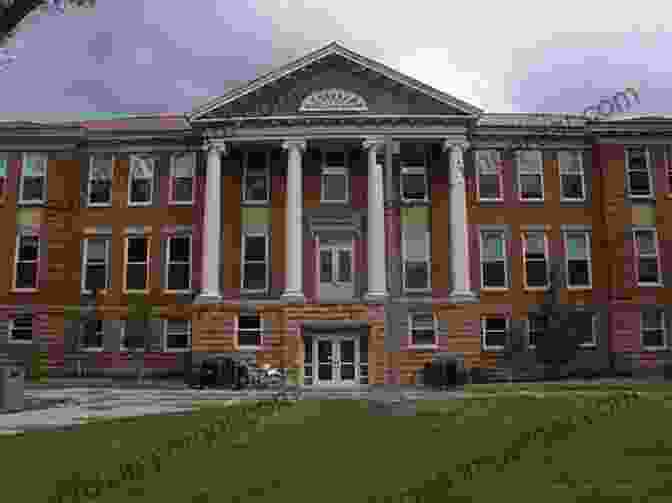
left=299, top=88, right=368, bottom=112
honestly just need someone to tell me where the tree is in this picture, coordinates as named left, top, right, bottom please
left=126, top=292, right=153, bottom=383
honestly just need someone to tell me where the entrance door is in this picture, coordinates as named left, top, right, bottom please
left=316, top=338, right=334, bottom=383
left=314, top=336, right=358, bottom=385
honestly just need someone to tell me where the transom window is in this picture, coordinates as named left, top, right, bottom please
left=641, top=309, right=666, bottom=350
left=516, top=150, right=544, bottom=200
left=558, top=151, right=585, bottom=201
left=0, top=153, right=8, bottom=200
left=88, top=154, right=113, bottom=206
left=170, top=152, right=195, bottom=204
left=82, top=319, right=104, bottom=350
left=128, top=155, right=155, bottom=205
left=19, top=153, right=47, bottom=204
left=166, top=235, right=191, bottom=292
left=402, top=227, right=431, bottom=291
left=242, top=234, right=268, bottom=292
left=526, top=313, right=548, bottom=348
left=321, top=151, right=349, bottom=203
left=626, top=147, right=652, bottom=197
left=124, top=236, right=149, bottom=292
left=237, top=314, right=262, bottom=348
left=523, top=231, right=548, bottom=288
left=164, top=319, right=191, bottom=351
left=82, top=238, right=110, bottom=293
left=409, top=313, right=437, bottom=347
left=480, top=230, right=507, bottom=289
left=401, top=147, right=428, bottom=201
left=9, top=314, right=33, bottom=343
left=243, top=151, right=269, bottom=203
left=320, top=244, right=352, bottom=284
left=634, top=229, right=661, bottom=285
left=476, top=150, right=503, bottom=201
left=565, top=231, right=592, bottom=288
left=14, top=233, right=39, bottom=290
left=481, top=316, right=508, bottom=351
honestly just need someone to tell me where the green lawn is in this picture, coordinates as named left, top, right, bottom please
left=4, top=388, right=672, bottom=502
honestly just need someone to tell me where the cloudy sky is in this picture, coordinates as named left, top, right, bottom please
left=0, top=0, right=667, bottom=121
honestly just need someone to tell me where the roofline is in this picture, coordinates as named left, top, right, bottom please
left=188, top=41, right=483, bottom=121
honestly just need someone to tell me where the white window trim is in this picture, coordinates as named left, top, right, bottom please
left=476, top=150, right=504, bottom=202
left=319, top=242, right=354, bottom=285
left=87, top=154, right=114, bottom=207
left=408, top=313, right=439, bottom=349
left=564, top=231, right=593, bottom=289
left=241, top=232, right=269, bottom=293
left=559, top=150, right=586, bottom=202
left=127, top=155, right=155, bottom=207
left=81, top=237, right=110, bottom=294
left=516, top=150, right=544, bottom=202
left=164, top=234, right=192, bottom=293
left=626, top=147, right=653, bottom=198
left=641, top=310, right=667, bottom=351
left=123, top=236, right=150, bottom=294
left=522, top=231, right=549, bottom=290
left=320, top=166, right=350, bottom=203
left=578, top=314, right=599, bottom=348
left=81, top=319, right=104, bottom=352
left=13, top=232, right=39, bottom=292
left=633, top=228, right=663, bottom=287
left=169, top=152, right=195, bottom=205
left=480, top=230, right=508, bottom=290
left=18, top=152, right=47, bottom=205
left=401, top=227, right=432, bottom=292
left=235, top=314, right=263, bottom=350
left=481, top=316, right=509, bottom=352
left=8, top=315, right=33, bottom=344
left=400, top=165, right=429, bottom=203
left=163, top=319, right=191, bottom=352
left=242, top=151, right=270, bottom=204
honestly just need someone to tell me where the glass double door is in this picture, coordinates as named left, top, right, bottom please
left=315, top=336, right=357, bottom=385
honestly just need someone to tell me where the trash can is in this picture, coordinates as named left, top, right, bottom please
left=194, top=357, right=249, bottom=390
left=0, top=358, right=25, bottom=413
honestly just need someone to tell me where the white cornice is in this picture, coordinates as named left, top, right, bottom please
left=188, top=42, right=483, bottom=121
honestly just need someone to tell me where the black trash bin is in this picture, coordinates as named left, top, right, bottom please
left=193, top=357, right=250, bottom=390
left=423, top=358, right=460, bottom=390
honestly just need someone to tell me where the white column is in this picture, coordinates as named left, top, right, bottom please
left=363, top=137, right=388, bottom=302
left=444, top=140, right=476, bottom=301
left=198, top=142, right=226, bottom=301
left=281, top=139, right=306, bottom=302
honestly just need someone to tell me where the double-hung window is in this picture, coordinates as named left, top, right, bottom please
left=88, top=154, right=113, bottom=206
left=480, top=230, right=507, bottom=289
left=9, top=314, right=32, bottom=343
left=476, top=150, right=503, bottom=201
left=402, top=227, right=431, bottom=291
left=243, top=151, right=269, bottom=203
left=481, top=316, right=508, bottom=351
left=237, top=314, right=262, bottom=348
left=634, top=229, right=661, bottom=286
left=641, top=309, right=666, bottom=350
left=523, top=231, right=548, bottom=288
left=82, top=238, right=110, bottom=293
left=517, top=150, right=543, bottom=201
left=564, top=231, right=592, bottom=288
left=128, top=155, right=155, bottom=206
left=526, top=313, right=548, bottom=349
left=401, top=148, right=428, bottom=202
left=626, top=147, right=652, bottom=197
left=409, top=313, right=437, bottom=347
left=169, top=152, right=195, bottom=205
left=14, top=233, right=39, bottom=290
left=320, top=244, right=352, bottom=284
left=242, top=233, right=268, bottom=292
left=0, top=153, right=8, bottom=201
left=124, top=236, right=149, bottom=292
left=164, top=319, right=190, bottom=351
left=19, top=153, right=47, bottom=204
left=165, top=235, right=191, bottom=292
left=82, top=319, right=104, bottom=350
left=558, top=151, right=585, bottom=201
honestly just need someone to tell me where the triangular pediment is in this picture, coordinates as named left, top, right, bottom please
left=190, top=42, right=481, bottom=121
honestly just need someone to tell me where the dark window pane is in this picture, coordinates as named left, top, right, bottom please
left=520, top=174, right=542, bottom=199
left=243, top=263, right=266, bottom=290
left=19, top=236, right=38, bottom=261
left=173, top=178, right=192, bottom=202
left=405, top=261, right=428, bottom=289
left=402, top=173, right=427, bottom=200
left=326, top=151, right=344, bottom=166
left=131, top=180, right=152, bottom=203
left=22, top=177, right=44, bottom=201
left=126, top=263, right=147, bottom=290
left=244, top=236, right=266, bottom=262
left=479, top=174, right=500, bottom=199
left=127, top=238, right=147, bottom=262
left=568, top=260, right=590, bottom=286
left=323, top=174, right=347, bottom=201
left=16, top=263, right=37, bottom=288
left=486, top=317, right=507, bottom=331
left=167, top=264, right=190, bottom=290
left=483, top=262, right=506, bottom=287
left=638, top=258, right=659, bottom=283
left=245, top=172, right=268, bottom=201
left=320, top=249, right=332, bottom=283
left=337, top=249, right=351, bottom=282
left=643, top=330, right=664, bottom=348
left=239, top=331, right=261, bottom=347
left=412, top=329, right=435, bottom=346
left=89, top=180, right=111, bottom=204
left=561, top=174, right=584, bottom=199
left=239, top=315, right=261, bottom=330
left=82, top=320, right=103, bottom=348
left=525, top=261, right=548, bottom=287
left=304, top=336, right=313, bottom=363
left=486, top=331, right=506, bottom=348
left=629, top=172, right=651, bottom=195
left=169, top=237, right=190, bottom=262
left=85, top=264, right=107, bottom=291
left=11, top=315, right=33, bottom=340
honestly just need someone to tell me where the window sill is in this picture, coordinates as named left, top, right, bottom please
left=481, top=287, right=509, bottom=292
left=8, top=339, right=33, bottom=344
left=82, top=347, right=104, bottom=352
left=168, top=200, right=194, bottom=206
left=17, top=201, right=45, bottom=206
left=523, top=286, right=550, bottom=292
left=163, top=290, right=193, bottom=295
left=320, top=200, right=350, bottom=205
left=642, top=347, right=668, bottom=352
left=401, top=199, right=430, bottom=205
left=578, top=343, right=598, bottom=349
left=87, top=203, right=112, bottom=208
left=628, top=194, right=654, bottom=199
left=241, top=200, right=269, bottom=206
left=11, top=288, right=39, bottom=293
left=637, top=283, right=664, bottom=288
left=127, top=202, right=153, bottom=207
left=82, top=289, right=109, bottom=295
left=518, top=198, right=545, bottom=203
left=241, top=289, right=269, bottom=295
left=238, top=345, right=261, bottom=351
left=478, top=198, right=504, bottom=203
left=559, top=198, right=587, bottom=203
left=123, top=290, right=150, bottom=295
left=566, top=286, right=592, bottom=291
left=482, top=347, right=504, bottom=352
left=408, top=344, right=439, bottom=351
left=164, top=348, right=189, bottom=353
